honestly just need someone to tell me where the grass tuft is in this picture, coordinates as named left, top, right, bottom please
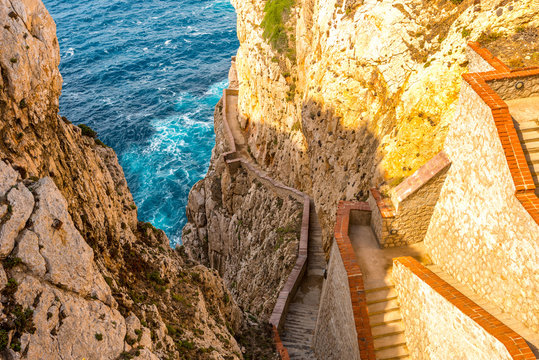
left=261, top=0, right=295, bottom=51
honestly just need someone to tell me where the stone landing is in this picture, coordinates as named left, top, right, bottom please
left=349, top=225, right=429, bottom=360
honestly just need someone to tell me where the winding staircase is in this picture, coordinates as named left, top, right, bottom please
left=223, top=59, right=325, bottom=359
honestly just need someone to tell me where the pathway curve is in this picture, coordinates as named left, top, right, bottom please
left=223, top=62, right=325, bottom=359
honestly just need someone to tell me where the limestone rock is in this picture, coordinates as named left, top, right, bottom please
left=13, top=274, right=126, bottom=360
left=0, top=183, right=34, bottom=258
left=29, top=177, right=112, bottom=304
left=0, top=160, right=19, bottom=196
left=0, top=265, right=7, bottom=292
left=14, top=230, right=46, bottom=276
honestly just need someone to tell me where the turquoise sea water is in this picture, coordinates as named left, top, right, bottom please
left=43, top=0, right=239, bottom=246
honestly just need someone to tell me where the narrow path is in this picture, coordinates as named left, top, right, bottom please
left=223, top=80, right=325, bottom=359
left=281, top=201, right=324, bottom=360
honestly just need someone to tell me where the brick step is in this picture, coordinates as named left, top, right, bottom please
left=369, top=309, right=403, bottom=326
left=519, top=130, right=539, bottom=142
left=368, top=306, right=401, bottom=317
left=367, top=298, right=400, bottom=314
left=514, top=120, right=539, bottom=130
left=522, top=138, right=539, bottom=151
left=525, top=151, right=539, bottom=162
left=365, top=285, right=395, bottom=293
left=375, top=343, right=409, bottom=360
left=374, top=331, right=406, bottom=349
left=367, top=295, right=398, bottom=306
left=373, top=330, right=405, bottom=340
left=365, top=287, right=397, bottom=303
left=370, top=317, right=403, bottom=329
left=371, top=319, right=405, bottom=336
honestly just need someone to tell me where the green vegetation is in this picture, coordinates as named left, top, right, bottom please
left=3, top=256, right=22, bottom=269
left=10, top=58, right=17, bottom=64
left=477, top=30, right=502, bottom=45
left=95, top=333, right=103, bottom=341
left=78, top=124, right=97, bottom=138
left=461, top=27, right=471, bottom=38
left=261, top=0, right=295, bottom=51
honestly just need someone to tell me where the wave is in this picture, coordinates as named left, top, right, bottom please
left=45, top=0, right=239, bottom=246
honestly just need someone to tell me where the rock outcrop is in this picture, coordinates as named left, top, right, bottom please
left=227, top=0, right=539, bottom=254
left=0, top=0, right=274, bottom=359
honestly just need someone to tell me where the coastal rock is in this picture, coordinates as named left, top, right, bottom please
left=0, top=183, right=34, bottom=258
left=13, top=230, right=46, bottom=276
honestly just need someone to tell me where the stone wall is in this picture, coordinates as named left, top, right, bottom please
left=367, top=153, right=450, bottom=248
left=425, top=79, right=539, bottom=332
left=487, top=75, right=539, bottom=100
left=313, top=241, right=360, bottom=360
left=393, top=257, right=535, bottom=360
left=313, top=201, right=374, bottom=360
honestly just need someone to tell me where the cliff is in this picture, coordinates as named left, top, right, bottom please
left=0, top=1, right=276, bottom=359
left=224, top=0, right=539, bottom=254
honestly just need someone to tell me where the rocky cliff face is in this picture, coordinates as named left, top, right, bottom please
left=183, top=98, right=303, bottom=321
left=228, top=0, right=539, bottom=254
left=0, top=1, right=275, bottom=359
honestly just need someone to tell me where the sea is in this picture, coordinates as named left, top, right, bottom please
left=42, top=0, right=239, bottom=246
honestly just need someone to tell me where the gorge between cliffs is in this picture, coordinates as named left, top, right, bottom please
left=1, top=0, right=539, bottom=360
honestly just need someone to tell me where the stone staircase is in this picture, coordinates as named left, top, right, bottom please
left=507, top=96, right=539, bottom=195
left=281, top=201, right=325, bottom=360
left=365, top=282, right=410, bottom=360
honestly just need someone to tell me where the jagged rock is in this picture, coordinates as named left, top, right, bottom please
left=29, top=178, right=113, bottom=305
left=13, top=274, right=126, bottom=360
left=133, top=348, right=160, bottom=360
left=0, top=183, right=34, bottom=258
left=0, top=161, right=19, bottom=196
left=0, top=265, right=7, bottom=292
left=14, top=230, right=46, bottom=276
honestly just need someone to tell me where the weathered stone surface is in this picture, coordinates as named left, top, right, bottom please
left=228, top=0, right=539, bottom=255
left=30, top=177, right=112, bottom=304
left=393, top=261, right=513, bottom=360
left=0, top=183, right=34, bottom=258
left=185, top=155, right=303, bottom=319
left=0, top=265, right=7, bottom=292
left=13, top=274, right=126, bottom=360
left=425, top=80, right=539, bottom=332
left=14, top=230, right=46, bottom=276
left=0, top=160, right=19, bottom=196
left=313, top=242, right=360, bottom=360
left=0, top=0, right=261, bottom=357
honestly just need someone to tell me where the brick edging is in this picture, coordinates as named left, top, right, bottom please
left=464, top=42, right=539, bottom=225
left=394, top=257, right=536, bottom=360
left=334, top=201, right=376, bottom=360
left=392, top=152, right=451, bottom=204
left=221, top=81, right=312, bottom=358
left=369, top=188, right=395, bottom=218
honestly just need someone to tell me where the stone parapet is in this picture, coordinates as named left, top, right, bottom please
left=462, top=42, right=539, bottom=224
left=313, top=201, right=375, bottom=360
left=368, top=152, right=450, bottom=248
left=393, top=257, right=535, bottom=360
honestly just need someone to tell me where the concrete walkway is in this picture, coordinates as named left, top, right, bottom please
left=349, top=226, right=429, bottom=360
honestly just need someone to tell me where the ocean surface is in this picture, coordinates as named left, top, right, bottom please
left=43, top=0, right=239, bottom=246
